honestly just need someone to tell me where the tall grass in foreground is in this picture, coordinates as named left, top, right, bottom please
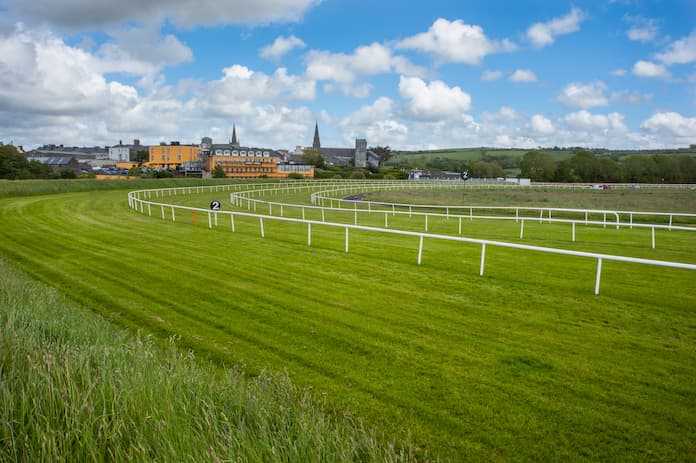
left=0, top=260, right=418, bottom=462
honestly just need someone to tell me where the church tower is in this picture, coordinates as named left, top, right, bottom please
left=230, top=124, right=239, bottom=147
left=312, top=122, right=321, bottom=150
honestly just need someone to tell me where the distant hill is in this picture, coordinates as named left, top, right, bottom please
left=386, top=147, right=696, bottom=168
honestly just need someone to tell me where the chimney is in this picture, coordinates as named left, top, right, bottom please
left=134, top=139, right=140, bottom=146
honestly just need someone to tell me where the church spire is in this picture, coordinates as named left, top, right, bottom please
left=230, top=124, right=239, bottom=147
left=312, top=121, right=321, bottom=150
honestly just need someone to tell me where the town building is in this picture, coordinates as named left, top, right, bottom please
left=108, top=139, right=147, bottom=162
left=25, top=156, right=86, bottom=174
left=299, top=123, right=380, bottom=168
left=202, top=138, right=313, bottom=179
left=130, top=126, right=315, bottom=178
left=28, top=144, right=108, bottom=160
left=148, top=142, right=202, bottom=170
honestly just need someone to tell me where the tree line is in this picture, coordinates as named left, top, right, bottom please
left=521, top=150, right=696, bottom=183
left=0, top=145, right=67, bottom=179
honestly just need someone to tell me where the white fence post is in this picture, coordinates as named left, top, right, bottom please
left=345, top=227, right=349, bottom=253
left=520, top=219, right=525, bottom=239
left=417, top=235, right=423, bottom=265
left=208, top=212, right=212, bottom=229
left=572, top=222, right=576, bottom=242
left=231, top=214, right=235, bottom=232
left=595, top=258, right=603, bottom=295
left=480, top=243, right=486, bottom=276
left=260, top=217, right=264, bottom=238
left=171, top=207, right=175, bottom=222
left=307, top=223, right=311, bottom=246
left=652, top=226, right=655, bottom=249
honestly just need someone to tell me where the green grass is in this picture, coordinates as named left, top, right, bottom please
left=0, top=178, right=253, bottom=198
left=1, top=181, right=695, bottom=461
left=365, top=187, right=696, bottom=213
left=386, top=148, right=573, bottom=166
left=0, top=259, right=415, bottom=462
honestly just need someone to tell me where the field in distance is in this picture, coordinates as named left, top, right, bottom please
left=1, top=182, right=695, bottom=461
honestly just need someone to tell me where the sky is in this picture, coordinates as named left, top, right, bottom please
left=0, top=0, right=695, bottom=151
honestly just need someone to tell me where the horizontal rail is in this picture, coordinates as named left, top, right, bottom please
left=127, top=183, right=696, bottom=295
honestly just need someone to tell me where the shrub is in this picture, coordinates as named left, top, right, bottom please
left=351, top=170, right=366, bottom=179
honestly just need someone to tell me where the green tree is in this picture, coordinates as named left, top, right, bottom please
left=350, top=170, right=366, bottom=179
left=212, top=165, right=227, bottom=178
left=622, top=156, right=656, bottom=183
left=469, top=160, right=505, bottom=178
left=133, top=150, right=149, bottom=163
left=57, top=169, right=77, bottom=179
left=568, top=151, right=600, bottom=182
left=597, top=158, right=621, bottom=182
left=370, top=146, right=393, bottom=167
left=520, top=151, right=556, bottom=181
left=127, top=166, right=140, bottom=177
left=301, top=149, right=326, bottom=169
left=1, top=145, right=53, bottom=179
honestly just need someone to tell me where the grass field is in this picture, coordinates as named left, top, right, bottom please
left=386, top=148, right=573, bottom=166
left=0, top=260, right=411, bottom=462
left=1, top=180, right=695, bottom=461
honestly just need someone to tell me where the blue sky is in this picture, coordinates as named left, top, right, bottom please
left=0, top=0, right=694, bottom=150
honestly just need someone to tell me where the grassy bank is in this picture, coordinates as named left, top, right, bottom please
left=0, top=260, right=415, bottom=462
left=0, top=178, right=248, bottom=198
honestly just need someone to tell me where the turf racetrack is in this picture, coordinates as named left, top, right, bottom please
left=1, top=184, right=695, bottom=461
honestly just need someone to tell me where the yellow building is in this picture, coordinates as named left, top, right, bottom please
left=205, top=155, right=313, bottom=179
left=148, top=142, right=201, bottom=170
left=204, top=144, right=314, bottom=179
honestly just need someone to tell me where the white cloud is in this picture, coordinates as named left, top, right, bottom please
left=557, top=82, right=608, bottom=108
left=564, top=110, right=628, bottom=133
left=632, top=60, right=671, bottom=79
left=482, top=106, right=523, bottom=122
left=610, top=90, right=652, bottom=105
left=611, top=69, right=627, bottom=76
left=339, top=97, right=408, bottom=147
left=340, top=96, right=394, bottom=126
left=481, top=70, right=503, bottom=81
left=510, top=69, right=537, bottom=82
left=97, top=26, right=192, bottom=76
left=4, top=0, right=322, bottom=28
left=398, top=76, right=472, bottom=120
left=200, top=65, right=315, bottom=118
left=624, top=15, right=659, bottom=43
left=396, top=18, right=515, bottom=65
left=654, top=30, right=696, bottom=65
left=527, top=8, right=585, bottom=48
left=260, top=35, right=305, bottom=61
left=641, top=112, right=696, bottom=138
left=304, top=43, right=425, bottom=97
left=530, top=114, right=554, bottom=134
left=0, top=26, right=137, bottom=116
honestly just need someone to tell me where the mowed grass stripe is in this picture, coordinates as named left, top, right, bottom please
left=166, top=189, right=696, bottom=263
left=1, top=188, right=695, bottom=461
